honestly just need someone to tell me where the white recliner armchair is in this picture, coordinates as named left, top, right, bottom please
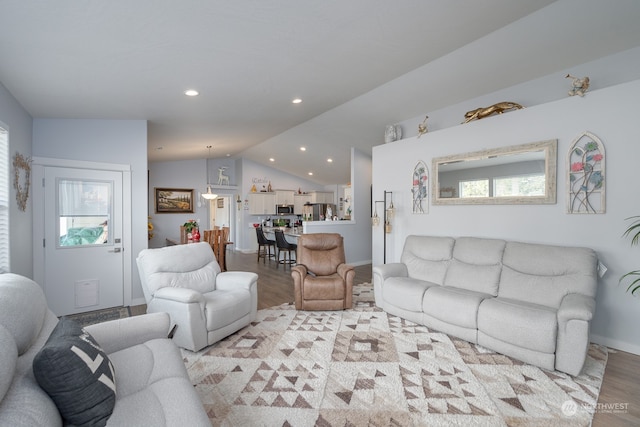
left=136, top=242, right=258, bottom=352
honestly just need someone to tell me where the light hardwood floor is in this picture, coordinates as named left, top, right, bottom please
left=134, top=250, right=639, bottom=426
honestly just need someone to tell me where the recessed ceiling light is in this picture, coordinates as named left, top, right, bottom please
left=292, top=98, right=302, bottom=104
left=300, top=147, right=306, bottom=151
left=327, top=158, right=333, bottom=163
left=269, top=158, right=275, bottom=162
left=184, top=89, right=199, bottom=96
left=308, top=172, right=313, bottom=176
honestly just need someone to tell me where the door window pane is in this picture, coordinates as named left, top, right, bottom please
left=58, top=179, right=111, bottom=247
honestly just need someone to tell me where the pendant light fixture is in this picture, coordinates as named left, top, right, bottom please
left=202, top=145, right=218, bottom=200
left=371, top=204, right=380, bottom=226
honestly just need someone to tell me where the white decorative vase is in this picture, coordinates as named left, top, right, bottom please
left=384, top=124, right=402, bottom=143
left=394, top=124, right=402, bottom=140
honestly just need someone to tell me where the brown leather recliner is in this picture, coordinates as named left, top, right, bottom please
left=291, top=233, right=355, bottom=310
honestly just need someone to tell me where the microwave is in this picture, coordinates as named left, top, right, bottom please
left=276, top=205, right=294, bottom=215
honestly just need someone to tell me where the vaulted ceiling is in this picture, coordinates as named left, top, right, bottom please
left=1, top=1, right=639, bottom=184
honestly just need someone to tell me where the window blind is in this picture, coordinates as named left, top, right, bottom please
left=0, top=126, right=9, bottom=273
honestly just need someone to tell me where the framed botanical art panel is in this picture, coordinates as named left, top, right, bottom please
left=155, top=188, right=194, bottom=213
left=567, top=131, right=605, bottom=214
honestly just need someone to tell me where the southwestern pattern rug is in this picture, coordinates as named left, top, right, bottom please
left=182, top=284, right=607, bottom=426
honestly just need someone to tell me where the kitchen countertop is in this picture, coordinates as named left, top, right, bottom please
left=261, top=227, right=303, bottom=237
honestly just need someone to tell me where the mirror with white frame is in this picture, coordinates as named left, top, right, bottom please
left=432, top=139, right=557, bottom=205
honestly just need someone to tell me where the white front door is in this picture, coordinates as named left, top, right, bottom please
left=41, top=166, right=124, bottom=316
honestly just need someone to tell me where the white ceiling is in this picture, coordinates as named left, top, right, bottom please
left=1, top=1, right=639, bottom=185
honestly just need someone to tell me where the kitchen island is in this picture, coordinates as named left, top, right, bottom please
left=261, top=227, right=302, bottom=242
left=256, top=220, right=370, bottom=266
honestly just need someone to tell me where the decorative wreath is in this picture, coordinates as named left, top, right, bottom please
left=13, top=152, right=31, bottom=212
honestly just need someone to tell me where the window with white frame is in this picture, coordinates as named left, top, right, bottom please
left=459, top=178, right=489, bottom=198
left=0, top=125, right=9, bottom=272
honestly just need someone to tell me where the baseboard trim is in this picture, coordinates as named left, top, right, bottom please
left=591, top=333, right=640, bottom=355
left=130, top=297, right=146, bottom=307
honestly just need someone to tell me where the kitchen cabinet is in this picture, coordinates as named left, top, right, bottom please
left=275, top=190, right=295, bottom=205
left=248, top=192, right=276, bottom=215
left=310, top=191, right=334, bottom=204
left=294, top=194, right=312, bottom=215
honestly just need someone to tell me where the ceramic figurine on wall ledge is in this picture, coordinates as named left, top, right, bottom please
left=217, top=167, right=229, bottom=185
left=566, top=74, right=590, bottom=97
left=384, top=124, right=402, bottom=143
left=462, top=101, right=524, bottom=123
left=417, top=115, right=429, bottom=138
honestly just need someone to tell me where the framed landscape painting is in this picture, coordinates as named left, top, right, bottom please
left=155, top=188, right=194, bottom=213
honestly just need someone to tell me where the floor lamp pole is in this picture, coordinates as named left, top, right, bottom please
left=374, top=191, right=393, bottom=264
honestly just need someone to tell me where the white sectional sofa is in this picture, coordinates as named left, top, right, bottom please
left=0, top=273, right=210, bottom=427
left=372, top=235, right=598, bottom=376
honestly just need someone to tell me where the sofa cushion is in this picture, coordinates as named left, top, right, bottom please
left=0, top=324, right=17, bottom=402
left=444, top=237, right=505, bottom=296
left=33, top=317, right=116, bottom=427
left=0, top=311, right=63, bottom=427
left=106, top=338, right=211, bottom=426
left=401, top=236, right=454, bottom=284
left=0, top=274, right=48, bottom=356
left=383, top=276, right=437, bottom=312
left=499, top=242, right=598, bottom=308
left=298, top=274, right=346, bottom=301
left=204, top=289, right=253, bottom=331
left=422, top=286, right=492, bottom=329
left=478, top=298, right=557, bottom=354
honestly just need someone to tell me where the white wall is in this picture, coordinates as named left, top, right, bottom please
left=373, top=79, right=640, bottom=354
left=0, top=81, right=33, bottom=277
left=32, top=119, right=148, bottom=302
left=148, top=159, right=212, bottom=249
left=396, top=46, right=640, bottom=140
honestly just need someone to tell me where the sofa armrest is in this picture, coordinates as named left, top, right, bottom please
left=337, top=263, right=355, bottom=280
left=291, top=265, right=308, bottom=280
left=154, top=286, right=204, bottom=304
left=372, top=263, right=408, bottom=307
left=373, top=263, right=408, bottom=282
left=84, top=312, right=171, bottom=354
left=557, top=293, right=596, bottom=323
left=216, top=271, right=258, bottom=291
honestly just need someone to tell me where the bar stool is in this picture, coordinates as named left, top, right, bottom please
left=256, top=227, right=276, bottom=263
left=275, top=229, right=297, bottom=269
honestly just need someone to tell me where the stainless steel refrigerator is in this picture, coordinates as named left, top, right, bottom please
left=309, top=203, right=336, bottom=221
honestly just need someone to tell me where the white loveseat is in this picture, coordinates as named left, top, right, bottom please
left=0, top=273, right=210, bottom=426
left=373, top=236, right=598, bottom=376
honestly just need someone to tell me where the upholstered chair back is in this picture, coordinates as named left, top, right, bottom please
left=136, top=242, right=221, bottom=303
left=0, top=274, right=61, bottom=426
left=499, top=241, right=598, bottom=308
left=0, top=274, right=49, bottom=356
left=296, top=233, right=345, bottom=276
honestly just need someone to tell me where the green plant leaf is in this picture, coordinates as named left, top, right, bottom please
left=620, top=270, right=640, bottom=295
left=622, top=216, right=640, bottom=246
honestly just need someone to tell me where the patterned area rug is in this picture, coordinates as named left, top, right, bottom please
left=182, top=284, right=607, bottom=426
